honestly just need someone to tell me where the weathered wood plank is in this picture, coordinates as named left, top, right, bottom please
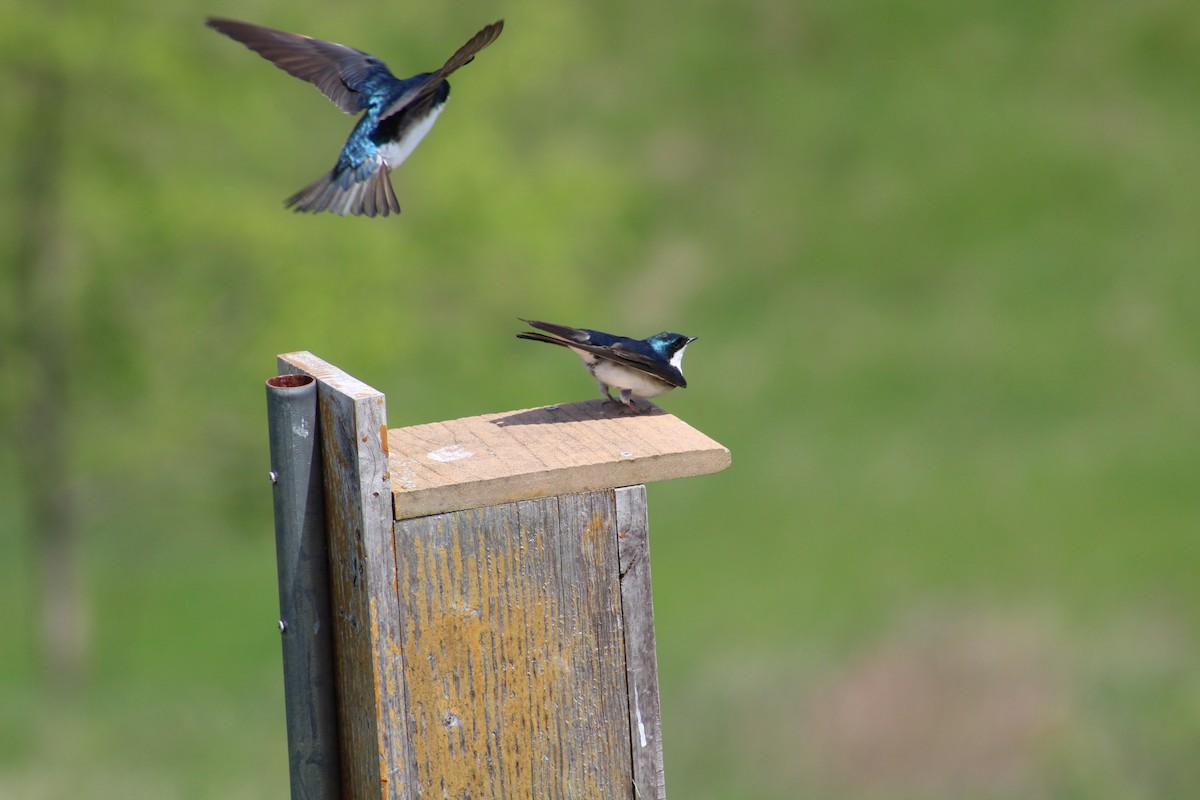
left=394, top=491, right=636, bottom=799
left=278, top=352, right=415, bottom=800
left=616, top=485, right=666, bottom=800
left=388, top=399, right=731, bottom=520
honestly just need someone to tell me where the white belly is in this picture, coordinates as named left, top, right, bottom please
left=378, top=104, right=445, bottom=169
left=589, top=359, right=673, bottom=398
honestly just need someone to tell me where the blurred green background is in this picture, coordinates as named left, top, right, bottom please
left=3, top=1, right=1199, bottom=797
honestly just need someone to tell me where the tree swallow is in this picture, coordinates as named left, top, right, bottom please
left=517, top=319, right=698, bottom=413
left=206, top=17, right=503, bottom=217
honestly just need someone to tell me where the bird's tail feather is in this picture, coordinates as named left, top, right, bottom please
left=516, top=331, right=575, bottom=348
left=519, top=319, right=590, bottom=343
left=286, top=158, right=400, bottom=217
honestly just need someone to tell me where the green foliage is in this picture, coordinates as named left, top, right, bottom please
left=3, top=0, right=1199, bottom=797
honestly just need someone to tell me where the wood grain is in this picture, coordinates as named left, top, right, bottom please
left=615, top=486, right=668, bottom=799
left=278, top=352, right=416, bottom=800
left=394, top=491, right=636, bottom=799
left=388, top=399, right=730, bottom=520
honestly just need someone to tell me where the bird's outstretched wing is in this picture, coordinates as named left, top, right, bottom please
left=518, top=320, right=687, bottom=388
left=207, top=17, right=391, bottom=114
left=379, top=20, right=504, bottom=121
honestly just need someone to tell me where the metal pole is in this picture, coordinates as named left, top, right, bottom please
left=265, top=374, right=341, bottom=800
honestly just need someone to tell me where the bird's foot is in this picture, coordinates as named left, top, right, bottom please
left=618, top=390, right=644, bottom=414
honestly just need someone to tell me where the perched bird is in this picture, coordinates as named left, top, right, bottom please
left=206, top=17, right=503, bottom=217
left=518, top=319, right=697, bottom=412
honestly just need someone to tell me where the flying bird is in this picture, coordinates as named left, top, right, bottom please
left=517, top=319, right=697, bottom=413
left=206, top=17, right=504, bottom=217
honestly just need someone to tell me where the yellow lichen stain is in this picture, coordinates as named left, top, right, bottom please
left=397, top=515, right=584, bottom=798
left=584, top=510, right=610, bottom=568
left=367, top=596, right=388, bottom=733
left=389, top=500, right=631, bottom=799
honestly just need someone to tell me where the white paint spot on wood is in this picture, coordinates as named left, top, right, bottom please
left=427, top=444, right=474, bottom=463
left=634, top=685, right=647, bottom=747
